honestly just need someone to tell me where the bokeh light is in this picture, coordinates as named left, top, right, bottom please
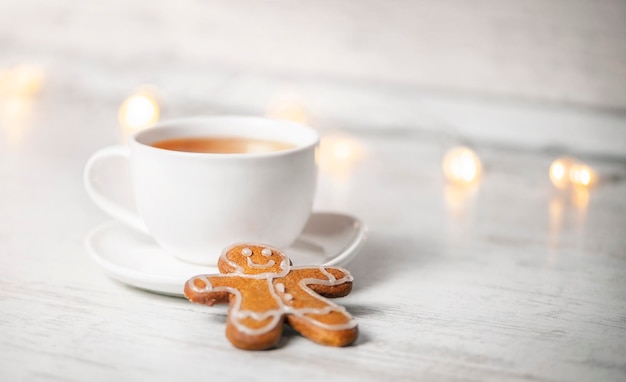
left=317, top=134, right=365, bottom=178
left=0, top=64, right=44, bottom=151
left=569, top=163, right=594, bottom=188
left=266, top=94, right=309, bottom=125
left=549, top=157, right=595, bottom=189
left=442, top=146, right=482, bottom=184
left=118, top=86, right=160, bottom=136
left=0, top=65, right=44, bottom=97
left=549, top=157, right=574, bottom=189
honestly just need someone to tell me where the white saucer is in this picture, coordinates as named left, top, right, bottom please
left=85, top=212, right=367, bottom=297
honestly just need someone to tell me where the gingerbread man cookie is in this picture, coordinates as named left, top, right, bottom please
left=184, top=243, right=358, bottom=350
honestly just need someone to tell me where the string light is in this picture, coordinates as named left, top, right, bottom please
left=0, top=65, right=44, bottom=97
left=317, top=134, right=364, bottom=178
left=118, top=86, right=160, bottom=133
left=266, top=94, right=309, bottom=124
left=549, top=157, right=595, bottom=189
left=569, top=163, right=594, bottom=187
left=549, top=157, right=574, bottom=189
left=0, top=64, right=43, bottom=151
left=442, top=146, right=482, bottom=184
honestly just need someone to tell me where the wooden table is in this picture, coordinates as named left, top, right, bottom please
left=1, top=74, right=625, bottom=381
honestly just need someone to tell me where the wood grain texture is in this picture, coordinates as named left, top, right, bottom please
left=3, top=1, right=626, bottom=157
left=0, top=93, right=625, bottom=380
left=1, top=0, right=626, bottom=110
left=1, top=2, right=625, bottom=378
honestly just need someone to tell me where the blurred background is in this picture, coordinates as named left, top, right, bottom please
left=1, top=0, right=625, bottom=156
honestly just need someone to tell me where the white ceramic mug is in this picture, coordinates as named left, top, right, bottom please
left=84, top=116, right=319, bottom=265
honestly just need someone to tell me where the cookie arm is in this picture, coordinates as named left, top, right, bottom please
left=289, top=266, right=353, bottom=298
left=184, top=274, right=241, bottom=306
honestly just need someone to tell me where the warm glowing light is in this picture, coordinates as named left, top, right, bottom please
left=571, top=186, right=590, bottom=209
left=118, top=87, right=160, bottom=142
left=332, top=140, right=355, bottom=161
left=266, top=94, right=309, bottom=124
left=0, top=65, right=42, bottom=151
left=11, top=65, right=44, bottom=96
left=442, top=147, right=482, bottom=184
left=318, top=134, right=364, bottom=178
left=0, top=64, right=44, bottom=97
left=550, top=162, right=565, bottom=181
left=0, top=65, right=44, bottom=97
left=549, top=157, right=595, bottom=189
left=549, top=157, right=574, bottom=189
left=444, top=182, right=479, bottom=221
left=119, top=93, right=159, bottom=130
left=569, top=164, right=594, bottom=187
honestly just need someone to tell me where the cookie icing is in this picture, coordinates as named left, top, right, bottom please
left=184, top=243, right=358, bottom=347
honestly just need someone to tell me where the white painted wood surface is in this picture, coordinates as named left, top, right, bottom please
left=4, top=0, right=626, bottom=157
left=3, top=0, right=626, bottom=109
left=1, top=86, right=625, bottom=380
left=1, top=1, right=626, bottom=380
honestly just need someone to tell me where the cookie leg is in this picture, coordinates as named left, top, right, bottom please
left=225, top=312, right=285, bottom=350
left=287, top=309, right=358, bottom=347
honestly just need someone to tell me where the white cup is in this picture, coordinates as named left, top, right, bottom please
left=84, top=116, right=319, bottom=265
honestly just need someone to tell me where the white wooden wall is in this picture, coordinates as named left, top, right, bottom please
left=3, top=0, right=625, bottom=110
left=2, top=0, right=625, bottom=156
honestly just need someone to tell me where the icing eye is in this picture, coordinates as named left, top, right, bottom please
left=261, top=248, right=272, bottom=257
left=241, top=248, right=252, bottom=257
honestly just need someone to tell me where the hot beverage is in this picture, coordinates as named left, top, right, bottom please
left=152, top=137, right=296, bottom=154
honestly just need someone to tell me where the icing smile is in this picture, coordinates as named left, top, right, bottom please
left=246, top=257, right=276, bottom=269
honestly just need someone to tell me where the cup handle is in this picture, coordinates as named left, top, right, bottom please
left=84, top=145, right=149, bottom=235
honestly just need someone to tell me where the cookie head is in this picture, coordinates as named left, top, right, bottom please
left=220, top=244, right=289, bottom=276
